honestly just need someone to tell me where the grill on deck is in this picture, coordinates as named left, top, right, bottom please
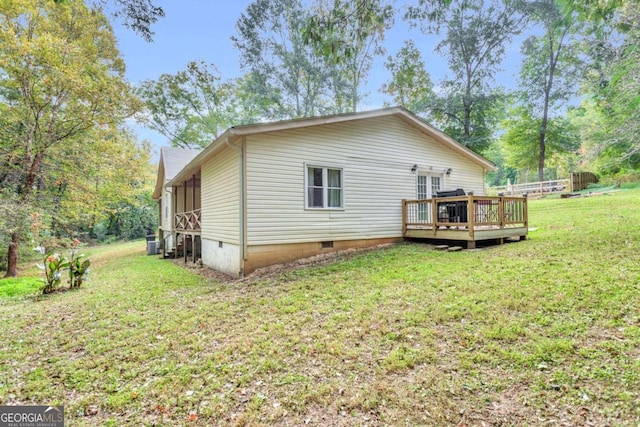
left=436, top=188, right=467, bottom=223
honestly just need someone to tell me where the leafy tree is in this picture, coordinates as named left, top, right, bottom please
left=571, top=2, right=640, bottom=175
left=406, top=0, right=528, bottom=153
left=517, top=0, right=582, bottom=181
left=138, top=61, right=237, bottom=148
left=54, top=0, right=164, bottom=41
left=0, top=0, right=140, bottom=276
left=305, top=0, right=394, bottom=112
left=483, top=141, right=518, bottom=186
left=233, top=0, right=332, bottom=119
left=381, top=40, right=435, bottom=115
left=499, top=106, right=580, bottom=179
left=45, top=130, right=156, bottom=240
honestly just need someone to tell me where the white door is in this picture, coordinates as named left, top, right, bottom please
left=416, top=174, right=443, bottom=221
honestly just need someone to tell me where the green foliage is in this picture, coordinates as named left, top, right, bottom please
left=583, top=6, right=640, bottom=172
left=68, top=246, right=91, bottom=289
left=484, top=140, right=518, bottom=186
left=232, top=0, right=335, bottom=119
left=499, top=106, right=580, bottom=177
left=99, top=192, right=158, bottom=242
left=35, top=247, right=69, bottom=294
left=429, top=89, right=504, bottom=153
left=516, top=0, right=582, bottom=180
left=0, top=0, right=141, bottom=275
left=234, top=0, right=392, bottom=117
left=0, top=277, right=42, bottom=299
left=35, top=239, right=91, bottom=293
left=381, top=40, right=434, bottom=114
left=53, top=0, right=165, bottom=41
left=137, top=61, right=237, bottom=148
left=303, top=0, right=394, bottom=112
left=405, top=0, right=528, bottom=154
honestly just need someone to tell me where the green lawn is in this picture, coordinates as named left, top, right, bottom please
left=0, top=190, right=638, bottom=426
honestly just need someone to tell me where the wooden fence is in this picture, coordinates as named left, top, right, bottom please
left=487, top=179, right=569, bottom=196
left=570, top=172, right=599, bottom=191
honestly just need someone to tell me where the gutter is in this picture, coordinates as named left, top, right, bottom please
left=225, top=135, right=247, bottom=276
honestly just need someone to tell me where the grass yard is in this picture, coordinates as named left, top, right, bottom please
left=0, top=190, right=639, bottom=426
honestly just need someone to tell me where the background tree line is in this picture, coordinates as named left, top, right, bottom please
left=2, top=0, right=639, bottom=275
left=137, top=0, right=640, bottom=184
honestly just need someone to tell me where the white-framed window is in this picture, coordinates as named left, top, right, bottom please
left=417, top=173, right=443, bottom=199
left=430, top=175, right=442, bottom=197
left=305, top=164, right=343, bottom=209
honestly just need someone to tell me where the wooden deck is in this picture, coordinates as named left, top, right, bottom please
left=402, top=195, right=528, bottom=249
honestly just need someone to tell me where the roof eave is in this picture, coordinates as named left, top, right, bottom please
left=393, top=109, right=496, bottom=171
left=165, top=129, right=234, bottom=187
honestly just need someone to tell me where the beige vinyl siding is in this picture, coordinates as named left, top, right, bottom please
left=201, top=146, right=240, bottom=244
left=245, top=115, right=485, bottom=245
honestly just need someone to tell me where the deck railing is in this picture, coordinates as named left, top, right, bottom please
left=175, top=209, right=201, bottom=232
left=402, top=195, right=528, bottom=233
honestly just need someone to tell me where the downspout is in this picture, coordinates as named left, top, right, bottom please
left=225, top=134, right=246, bottom=276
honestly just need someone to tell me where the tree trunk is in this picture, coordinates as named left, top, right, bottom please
left=464, top=101, right=472, bottom=141
left=4, top=233, right=19, bottom=278
left=538, top=123, right=547, bottom=182
left=4, top=151, right=44, bottom=275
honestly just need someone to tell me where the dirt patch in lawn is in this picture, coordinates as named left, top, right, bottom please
left=171, top=242, right=404, bottom=284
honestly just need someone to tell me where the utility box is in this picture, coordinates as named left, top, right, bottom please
left=147, top=240, right=159, bottom=255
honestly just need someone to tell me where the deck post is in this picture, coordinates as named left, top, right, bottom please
left=183, top=180, right=187, bottom=214
left=498, top=196, right=505, bottom=228
left=523, top=193, right=529, bottom=228
left=192, top=233, right=196, bottom=263
left=467, top=194, right=475, bottom=243
left=401, top=199, right=407, bottom=236
left=191, top=175, right=196, bottom=217
left=431, top=198, right=438, bottom=236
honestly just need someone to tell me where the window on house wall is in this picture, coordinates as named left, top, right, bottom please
left=417, top=173, right=443, bottom=199
left=431, top=176, right=442, bottom=196
left=306, top=165, right=343, bottom=209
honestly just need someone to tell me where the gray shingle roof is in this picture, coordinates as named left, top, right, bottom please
left=161, top=147, right=201, bottom=180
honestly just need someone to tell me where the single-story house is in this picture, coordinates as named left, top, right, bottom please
left=153, top=106, right=513, bottom=277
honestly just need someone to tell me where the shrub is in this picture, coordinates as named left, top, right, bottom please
left=35, top=247, right=69, bottom=294
left=35, top=239, right=91, bottom=294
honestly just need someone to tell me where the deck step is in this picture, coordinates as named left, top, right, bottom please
left=434, top=245, right=450, bottom=251
left=447, top=246, right=464, bottom=252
